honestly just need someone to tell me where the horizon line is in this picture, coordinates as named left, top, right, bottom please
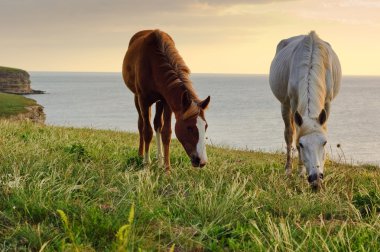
left=28, top=70, right=380, bottom=77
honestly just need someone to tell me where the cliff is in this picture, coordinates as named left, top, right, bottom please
left=8, top=105, right=45, bottom=124
left=0, top=92, right=45, bottom=123
left=0, top=66, right=43, bottom=94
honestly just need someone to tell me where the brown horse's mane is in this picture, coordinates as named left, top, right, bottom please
left=153, top=30, right=200, bottom=103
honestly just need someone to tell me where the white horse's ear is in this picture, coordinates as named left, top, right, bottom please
left=294, top=111, right=303, bottom=126
left=199, top=96, right=210, bottom=110
left=181, top=90, right=192, bottom=112
left=318, top=109, right=327, bottom=125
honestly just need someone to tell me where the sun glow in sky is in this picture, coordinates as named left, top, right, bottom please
left=1, top=0, right=380, bottom=75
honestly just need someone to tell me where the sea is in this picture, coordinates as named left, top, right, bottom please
left=27, top=72, right=380, bottom=166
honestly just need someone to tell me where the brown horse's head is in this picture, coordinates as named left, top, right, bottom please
left=175, top=91, right=210, bottom=168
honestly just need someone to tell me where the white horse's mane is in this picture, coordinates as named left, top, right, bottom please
left=296, top=31, right=329, bottom=118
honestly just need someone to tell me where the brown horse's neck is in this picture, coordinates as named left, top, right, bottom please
left=161, top=83, right=199, bottom=120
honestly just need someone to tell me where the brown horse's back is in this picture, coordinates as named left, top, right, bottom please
left=123, top=30, right=177, bottom=98
left=128, top=30, right=152, bottom=47
left=123, top=30, right=152, bottom=94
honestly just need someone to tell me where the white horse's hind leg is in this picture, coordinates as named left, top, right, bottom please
left=281, top=104, right=294, bottom=175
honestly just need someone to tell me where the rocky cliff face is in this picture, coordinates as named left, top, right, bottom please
left=9, top=105, right=45, bottom=124
left=0, top=66, right=33, bottom=94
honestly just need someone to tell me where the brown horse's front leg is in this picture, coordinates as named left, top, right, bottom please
left=154, top=101, right=164, bottom=166
left=161, top=102, right=172, bottom=172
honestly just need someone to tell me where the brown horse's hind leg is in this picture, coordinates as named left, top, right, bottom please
left=281, top=104, right=294, bottom=175
left=138, top=97, right=153, bottom=165
left=161, top=101, right=172, bottom=172
left=154, top=101, right=164, bottom=166
left=134, top=96, right=144, bottom=157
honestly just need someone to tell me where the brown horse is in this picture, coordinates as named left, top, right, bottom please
left=122, top=30, right=211, bottom=171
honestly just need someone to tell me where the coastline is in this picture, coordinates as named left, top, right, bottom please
left=8, top=104, right=45, bottom=124
left=0, top=92, right=45, bottom=123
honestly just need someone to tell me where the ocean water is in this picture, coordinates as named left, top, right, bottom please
left=28, top=72, right=380, bottom=166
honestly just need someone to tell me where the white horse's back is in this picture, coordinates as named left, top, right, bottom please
left=269, top=31, right=341, bottom=116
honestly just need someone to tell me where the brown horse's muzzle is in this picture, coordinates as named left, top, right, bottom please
left=191, top=154, right=206, bottom=168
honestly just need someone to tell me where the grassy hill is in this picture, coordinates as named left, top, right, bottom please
left=0, top=66, right=25, bottom=74
left=0, top=92, right=38, bottom=117
left=0, top=121, right=379, bottom=251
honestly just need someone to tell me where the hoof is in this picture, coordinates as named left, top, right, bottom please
left=298, top=165, right=306, bottom=177
left=285, top=168, right=292, bottom=176
left=143, top=154, right=151, bottom=165
left=158, top=159, right=164, bottom=167
left=156, top=155, right=164, bottom=166
left=285, top=163, right=292, bottom=176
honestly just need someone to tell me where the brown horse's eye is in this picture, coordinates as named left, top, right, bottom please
left=187, top=126, right=193, bottom=133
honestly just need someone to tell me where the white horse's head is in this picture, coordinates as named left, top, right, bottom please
left=295, top=109, right=327, bottom=190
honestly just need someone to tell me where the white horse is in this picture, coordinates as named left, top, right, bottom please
left=269, top=31, right=341, bottom=189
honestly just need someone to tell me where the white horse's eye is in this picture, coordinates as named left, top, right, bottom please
left=299, top=143, right=304, bottom=148
left=323, top=141, right=327, bottom=146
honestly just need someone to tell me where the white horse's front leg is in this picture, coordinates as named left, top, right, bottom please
left=285, top=145, right=293, bottom=175
left=282, top=104, right=294, bottom=175
left=297, top=146, right=306, bottom=176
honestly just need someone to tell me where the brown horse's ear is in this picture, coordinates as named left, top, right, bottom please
left=294, top=111, right=303, bottom=126
left=181, top=90, right=192, bottom=112
left=199, top=96, right=210, bottom=110
left=318, top=109, right=327, bottom=125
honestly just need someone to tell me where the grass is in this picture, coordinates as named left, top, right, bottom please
left=0, top=120, right=379, bottom=251
left=0, top=92, right=38, bottom=117
left=0, top=66, right=26, bottom=74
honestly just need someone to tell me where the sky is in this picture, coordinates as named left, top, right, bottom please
left=1, top=0, right=380, bottom=75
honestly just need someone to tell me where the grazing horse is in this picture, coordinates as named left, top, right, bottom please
left=122, top=30, right=210, bottom=171
left=269, top=31, right=341, bottom=189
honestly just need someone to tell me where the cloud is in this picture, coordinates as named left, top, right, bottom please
left=0, top=0, right=285, bottom=43
left=196, top=0, right=296, bottom=5
left=323, top=0, right=380, bottom=8
left=1, top=0, right=378, bottom=74
left=0, top=0, right=295, bottom=25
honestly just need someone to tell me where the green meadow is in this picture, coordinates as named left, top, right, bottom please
left=0, top=92, right=38, bottom=118
left=0, top=120, right=379, bottom=251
